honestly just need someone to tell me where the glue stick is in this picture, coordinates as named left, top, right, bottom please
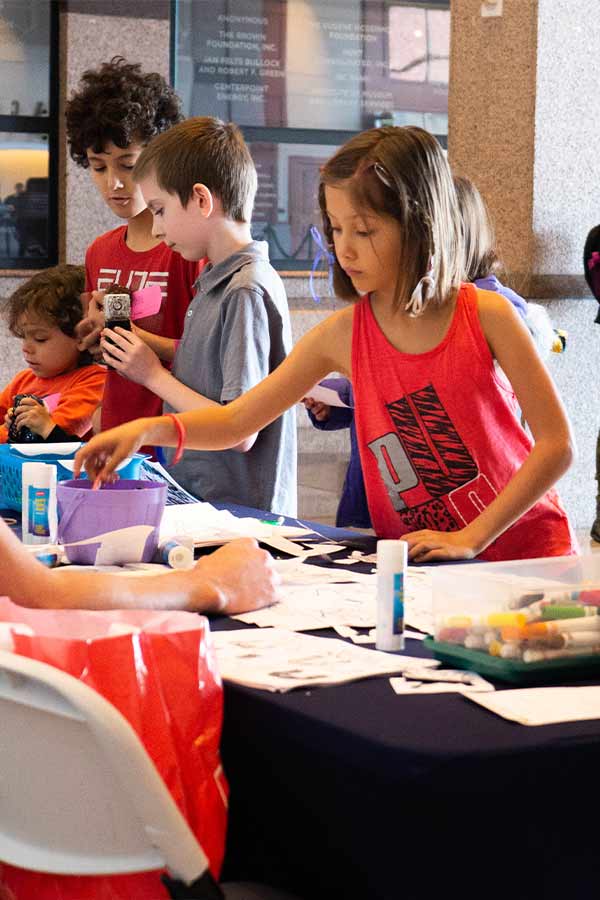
left=21, top=462, right=57, bottom=546
left=376, top=539, right=407, bottom=652
left=154, top=537, right=194, bottom=569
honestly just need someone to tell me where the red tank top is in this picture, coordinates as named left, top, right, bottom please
left=351, top=283, right=576, bottom=561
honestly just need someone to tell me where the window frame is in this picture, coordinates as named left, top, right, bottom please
left=0, top=0, right=59, bottom=272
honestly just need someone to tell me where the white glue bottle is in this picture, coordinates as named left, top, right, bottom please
left=375, top=539, right=407, bottom=652
left=21, top=462, right=57, bottom=546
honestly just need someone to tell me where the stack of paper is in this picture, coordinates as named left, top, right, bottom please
left=211, top=627, right=439, bottom=692
left=159, top=502, right=311, bottom=547
left=233, top=561, right=434, bottom=635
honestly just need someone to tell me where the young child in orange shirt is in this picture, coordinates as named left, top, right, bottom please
left=0, top=265, right=105, bottom=443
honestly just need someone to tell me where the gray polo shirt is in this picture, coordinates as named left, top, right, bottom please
left=165, top=241, right=297, bottom=516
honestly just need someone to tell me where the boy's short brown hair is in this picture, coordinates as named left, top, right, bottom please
left=133, top=116, right=257, bottom=222
left=7, top=264, right=85, bottom=338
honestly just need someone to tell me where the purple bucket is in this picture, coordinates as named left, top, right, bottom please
left=56, top=479, right=167, bottom=565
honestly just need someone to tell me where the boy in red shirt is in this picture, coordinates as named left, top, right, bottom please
left=65, top=57, right=199, bottom=434
left=0, top=265, right=105, bottom=442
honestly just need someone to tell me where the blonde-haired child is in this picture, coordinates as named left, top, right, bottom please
left=75, top=126, right=577, bottom=563
left=454, top=173, right=564, bottom=359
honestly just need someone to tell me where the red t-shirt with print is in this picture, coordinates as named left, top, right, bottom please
left=85, top=225, right=200, bottom=430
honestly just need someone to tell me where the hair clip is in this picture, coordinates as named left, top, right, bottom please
left=373, top=162, right=393, bottom=188
left=309, top=225, right=335, bottom=303
left=405, top=254, right=436, bottom=318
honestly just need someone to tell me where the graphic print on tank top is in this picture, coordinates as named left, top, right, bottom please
left=367, top=383, right=497, bottom=531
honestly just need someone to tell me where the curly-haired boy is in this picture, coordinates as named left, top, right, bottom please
left=65, top=57, right=199, bottom=439
left=0, top=265, right=105, bottom=442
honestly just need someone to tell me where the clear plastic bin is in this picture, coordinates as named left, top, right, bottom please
left=425, top=555, right=600, bottom=683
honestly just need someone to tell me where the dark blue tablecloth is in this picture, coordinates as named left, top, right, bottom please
left=210, top=507, right=600, bottom=900
left=6, top=501, right=600, bottom=899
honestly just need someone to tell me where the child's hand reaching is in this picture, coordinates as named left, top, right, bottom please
left=74, top=418, right=152, bottom=486
left=101, top=327, right=162, bottom=386
left=303, top=397, right=331, bottom=422
left=10, top=397, right=54, bottom=439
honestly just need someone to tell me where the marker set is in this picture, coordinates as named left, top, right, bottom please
left=435, top=585, right=600, bottom=664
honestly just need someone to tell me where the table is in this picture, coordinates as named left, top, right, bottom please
left=7, top=502, right=600, bottom=899
left=211, top=511, right=600, bottom=900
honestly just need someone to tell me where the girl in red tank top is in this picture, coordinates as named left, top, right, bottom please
left=76, top=126, right=578, bottom=563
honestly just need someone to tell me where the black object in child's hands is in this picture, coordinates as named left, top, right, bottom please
left=8, top=393, right=44, bottom=443
left=103, top=283, right=132, bottom=369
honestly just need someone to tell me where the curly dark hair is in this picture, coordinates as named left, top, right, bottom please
left=7, top=264, right=86, bottom=338
left=66, top=56, right=183, bottom=167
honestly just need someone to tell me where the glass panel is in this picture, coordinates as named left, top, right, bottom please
left=249, top=140, right=333, bottom=271
left=175, top=0, right=448, bottom=133
left=0, top=134, right=49, bottom=263
left=174, top=0, right=450, bottom=269
left=0, top=0, right=51, bottom=117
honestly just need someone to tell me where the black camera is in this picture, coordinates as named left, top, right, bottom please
left=103, top=286, right=132, bottom=370
left=8, top=393, right=44, bottom=443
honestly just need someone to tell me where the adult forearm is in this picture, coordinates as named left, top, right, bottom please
left=46, top=567, right=221, bottom=612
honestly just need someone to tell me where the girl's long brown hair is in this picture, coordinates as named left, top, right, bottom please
left=318, top=126, right=463, bottom=310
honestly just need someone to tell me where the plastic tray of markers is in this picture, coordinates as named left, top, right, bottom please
left=423, top=637, right=600, bottom=685
left=428, top=555, right=600, bottom=685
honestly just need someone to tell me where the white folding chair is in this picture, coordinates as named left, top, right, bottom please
left=0, top=650, right=300, bottom=900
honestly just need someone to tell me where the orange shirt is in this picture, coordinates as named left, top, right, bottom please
left=0, top=365, right=106, bottom=443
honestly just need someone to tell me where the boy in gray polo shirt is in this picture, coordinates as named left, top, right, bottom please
left=100, top=117, right=297, bottom=516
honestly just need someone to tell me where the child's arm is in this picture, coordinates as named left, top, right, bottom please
left=100, top=327, right=257, bottom=452
left=0, top=519, right=279, bottom=614
left=26, top=367, right=106, bottom=440
left=131, top=325, right=177, bottom=363
left=74, top=307, right=352, bottom=483
left=0, top=379, right=14, bottom=441
left=404, top=294, right=575, bottom=562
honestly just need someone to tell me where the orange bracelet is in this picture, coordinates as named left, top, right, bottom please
left=164, top=413, right=186, bottom=465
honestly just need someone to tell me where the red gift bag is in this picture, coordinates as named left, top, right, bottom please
left=0, top=598, right=228, bottom=900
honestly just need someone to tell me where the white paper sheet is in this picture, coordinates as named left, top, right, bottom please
left=465, top=685, right=600, bottom=726
left=211, top=627, right=439, bottom=692
left=232, top=564, right=434, bottom=635
left=26, top=525, right=155, bottom=566
left=159, top=503, right=311, bottom=546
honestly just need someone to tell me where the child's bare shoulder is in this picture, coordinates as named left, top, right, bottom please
left=474, top=287, right=523, bottom=329
left=311, top=304, right=354, bottom=347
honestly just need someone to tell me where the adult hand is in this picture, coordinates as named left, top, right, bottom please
left=101, top=327, right=162, bottom=386
left=303, top=397, right=331, bottom=422
left=193, top=538, right=281, bottom=614
left=12, top=397, right=54, bottom=439
left=73, top=419, right=151, bottom=486
left=403, top=528, right=480, bottom=563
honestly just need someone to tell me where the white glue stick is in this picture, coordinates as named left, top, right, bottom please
left=154, top=538, right=194, bottom=570
left=376, top=539, right=407, bottom=652
left=21, top=462, right=57, bottom=546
